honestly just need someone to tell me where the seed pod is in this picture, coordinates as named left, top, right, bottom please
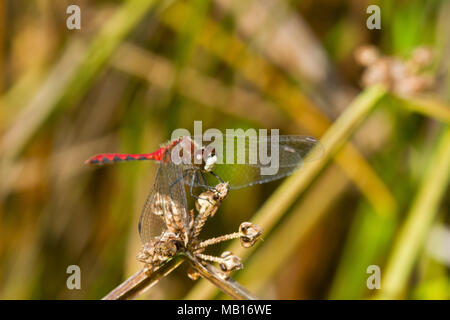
left=355, top=45, right=380, bottom=67
left=219, top=251, right=243, bottom=272
left=410, top=47, right=433, bottom=70
left=213, top=183, right=229, bottom=201
left=195, top=183, right=229, bottom=217
left=239, top=222, right=263, bottom=248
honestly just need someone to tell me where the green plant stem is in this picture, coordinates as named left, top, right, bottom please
left=378, top=124, right=450, bottom=299
left=396, top=96, right=450, bottom=123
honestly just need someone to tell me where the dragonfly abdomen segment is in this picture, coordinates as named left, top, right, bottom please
left=85, top=137, right=185, bottom=165
left=85, top=151, right=165, bottom=165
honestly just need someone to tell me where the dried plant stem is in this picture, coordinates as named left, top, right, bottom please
left=102, top=255, right=185, bottom=300
left=195, top=253, right=225, bottom=264
left=103, top=251, right=258, bottom=300
left=196, top=232, right=241, bottom=249
left=183, top=251, right=258, bottom=300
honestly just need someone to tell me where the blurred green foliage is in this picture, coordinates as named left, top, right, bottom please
left=0, top=0, right=449, bottom=299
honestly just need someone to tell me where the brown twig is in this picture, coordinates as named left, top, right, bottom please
left=183, top=251, right=259, bottom=300
left=102, top=255, right=185, bottom=300
left=102, top=251, right=259, bottom=300
left=195, top=232, right=241, bottom=250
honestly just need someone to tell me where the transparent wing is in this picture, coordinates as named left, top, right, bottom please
left=138, top=150, right=189, bottom=244
left=194, top=135, right=324, bottom=189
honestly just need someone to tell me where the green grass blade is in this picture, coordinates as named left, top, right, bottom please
left=378, top=124, right=450, bottom=299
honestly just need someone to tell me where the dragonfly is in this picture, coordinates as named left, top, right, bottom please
left=86, top=135, right=323, bottom=190
left=86, top=135, right=323, bottom=244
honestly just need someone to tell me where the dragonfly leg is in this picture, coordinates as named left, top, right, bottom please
left=189, top=173, right=198, bottom=198
left=189, top=172, right=214, bottom=205
left=191, top=170, right=214, bottom=192
left=210, top=171, right=224, bottom=184
left=198, top=171, right=223, bottom=195
left=199, top=171, right=214, bottom=189
left=199, top=171, right=224, bottom=194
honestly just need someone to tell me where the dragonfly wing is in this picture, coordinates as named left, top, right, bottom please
left=196, top=135, right=323, bottom=189
left=278, top=135, right=324, bottom=164
left=138, top=163, right=168, bottom=243
left=138, top=150, right=189, bottom=244
left=203, top=163, right=299, bottom=189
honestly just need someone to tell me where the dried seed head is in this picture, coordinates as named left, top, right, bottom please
left=355, top=45, right=380, bottom=66
left=361, top=59, right=391, bottom=88
left=136, top=232, right=180, bottom=269
left=161, top=196, right=183, bottom=232
left=390, top=59, right=408, bottom=82
left=195, top=183, right=229, bottom=217
left=195, top=195, right=215, bottom=215
left=154, top=239, right=178, bottom=262
left=219, top=251, right=243, bottom=272
left=137, top=241, right=156, bottom=264
left=159, top=231, right=178, bottom=241
left=357, top=45, right=435, bottom=96
left=239, top=222, right=263, bottom=248
left=213, top=183, right=229, bottom=201
left=152, top=194, right=190, bottom=246
left=394, top=75, right=434, bottom=96
left=410, top=47, right=433, bottom=69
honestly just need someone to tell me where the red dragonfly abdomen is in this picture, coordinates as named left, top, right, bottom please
left=85, top=149, right=166, bottom=165
left=85, top=138, right=183, bottom=165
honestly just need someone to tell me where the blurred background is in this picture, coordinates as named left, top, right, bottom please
left=0, top=0, right=449, bottom=299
